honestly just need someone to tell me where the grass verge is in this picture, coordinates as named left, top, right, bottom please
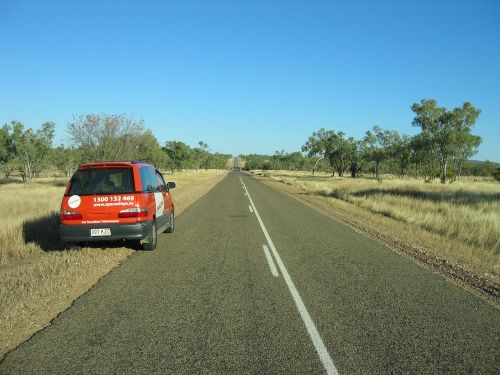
left=250, top=170, right=500, bottom=303
left=0, top=170, right=227, bottom=358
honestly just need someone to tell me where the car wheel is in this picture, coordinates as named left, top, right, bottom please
left=143, top=220, right=157, bottom=251
left=166, top=210, right=175, bottom=233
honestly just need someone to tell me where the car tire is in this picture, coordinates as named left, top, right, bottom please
left=166, top=210, right=175, bottom=233
left=143, top=220, right=157, bottom=251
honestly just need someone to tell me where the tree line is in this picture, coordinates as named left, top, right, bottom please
left=0, top=113, right=231, bottom=183
left=242, top=99, right=499, bottom=183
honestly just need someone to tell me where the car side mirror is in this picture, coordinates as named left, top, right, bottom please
left=167, top=181, right=176, bottom=190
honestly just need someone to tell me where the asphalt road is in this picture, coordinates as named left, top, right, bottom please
left=1, top=171, right=499, bottom=374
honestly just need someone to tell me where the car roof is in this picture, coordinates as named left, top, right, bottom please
left=78, top=161, right=153, bottom=169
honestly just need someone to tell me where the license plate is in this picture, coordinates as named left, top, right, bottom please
left=90, top=228, right=111, bottom=237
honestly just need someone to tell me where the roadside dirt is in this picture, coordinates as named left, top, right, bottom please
left=253, top=174, right=500, bottom=308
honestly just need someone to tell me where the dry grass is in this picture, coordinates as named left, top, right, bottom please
left=0, top=170, right=227, bottom=357
left=253, top=170, right=500, bottom=278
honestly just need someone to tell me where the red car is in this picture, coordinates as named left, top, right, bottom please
left=59, top=161, right=175, bottom=250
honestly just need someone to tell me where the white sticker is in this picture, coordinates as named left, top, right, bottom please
left=154, top=192, right=164, bottom=217
left=68, top=195, right=81, bottom=209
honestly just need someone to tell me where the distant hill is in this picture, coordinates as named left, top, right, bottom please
left=468, top=159, right=499, bottom=165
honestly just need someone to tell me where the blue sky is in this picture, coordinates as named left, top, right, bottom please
left=1, top=0, right=499, bottom=161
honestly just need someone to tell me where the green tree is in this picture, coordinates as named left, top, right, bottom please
left=362, top=126, right=392, bottom=178
left=451, top=132, right=481, bottom=179
left=284, top=152, right=305, bottom=171
left=411, top=99, right=481, bottom=183
left=0, top=159, right=16, bottom=178
left=0, top=124, right=17, bottom=178
left=192, top=141, right=210, bottom=170
left=241, top=154, right=272, bottom=170
left=132, top=130, right=170, bottom=169
left=492, top=166, right=500, bottom=182
left=462, top=160, right=498, bottom=177
left=272, top=150, right=286, bottom=170
left=205, top=152, right=232, bottom=169
left=302, top=129, right=335, bottom=174
left=52, top=145, right=82, bottom=177
left=410, top=132, right=439, bottom=180
left=0, top=124, right=10, bottom=164
left=67, top=113, right=146, bottom=162
left=12, top=121, right=55, bottom=183
left=163, top=141, right=192, bottom=171
left=387, top=132, right=412, bottom=176
left=325, top=131, right=353, bottom=177
left=346, top=138, right=362, bottom=178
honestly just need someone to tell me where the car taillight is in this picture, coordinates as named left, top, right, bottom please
left=61, top=210, right=82, bottom=220
left=118, top=207, right=148, bottom=218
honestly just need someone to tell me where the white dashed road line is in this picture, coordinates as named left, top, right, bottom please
left=239, top=176, right=338, bottom=375
left=262, top=245, right=279, bottom=277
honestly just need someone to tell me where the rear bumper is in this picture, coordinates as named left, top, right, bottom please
left=59, top=222, right=152, bottom=242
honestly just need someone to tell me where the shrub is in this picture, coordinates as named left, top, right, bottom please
left=493, top=167, right=500, bottom=182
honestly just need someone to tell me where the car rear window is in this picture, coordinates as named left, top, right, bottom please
left=68, top=167, right=135, bottom=195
